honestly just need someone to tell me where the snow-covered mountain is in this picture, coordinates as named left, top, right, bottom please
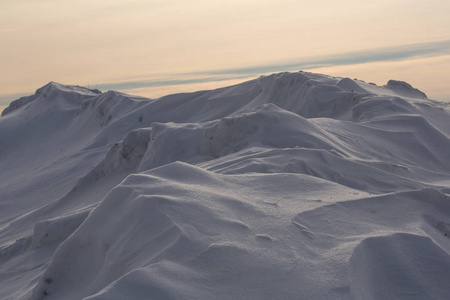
left=1, top=72, right=450, bottom=300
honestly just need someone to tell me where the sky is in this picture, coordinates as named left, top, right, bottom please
left=1, top=0, right=450, bottom=112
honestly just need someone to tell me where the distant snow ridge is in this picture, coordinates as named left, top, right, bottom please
left=1, top=82, right=101, bottom=116
left=1, top=71, right=450, bottom=300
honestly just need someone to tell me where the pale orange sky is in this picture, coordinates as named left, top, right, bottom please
left=1, top=0, right=449, bottom=108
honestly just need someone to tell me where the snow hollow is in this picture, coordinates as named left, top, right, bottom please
left=1, top=72, right=450, bottom=300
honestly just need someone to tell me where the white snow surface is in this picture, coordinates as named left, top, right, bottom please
left=1, top=72, right=450, bottom=299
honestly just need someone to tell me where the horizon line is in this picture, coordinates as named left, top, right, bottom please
left=1, top=39, right=450, bottom=105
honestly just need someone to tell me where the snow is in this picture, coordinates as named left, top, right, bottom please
left=1, top=71, right=450, bottom=299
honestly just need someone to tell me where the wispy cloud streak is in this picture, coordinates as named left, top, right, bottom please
left=200, top=40, right=450, bottom=77
left=98, top=40, right=450, bottom=92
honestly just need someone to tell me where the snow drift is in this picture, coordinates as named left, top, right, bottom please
left=1, top=71, right=450, bottom=299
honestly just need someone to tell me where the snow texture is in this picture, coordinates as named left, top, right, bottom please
left=1, top=72, right=450, bottom=299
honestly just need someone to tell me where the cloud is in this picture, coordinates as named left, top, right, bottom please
left=199, top=40, right=450, bottom=76
left=97, top=40, right=450, bottom=93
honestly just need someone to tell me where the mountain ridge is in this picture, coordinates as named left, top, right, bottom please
left=1, top=71, right=449, bottom=300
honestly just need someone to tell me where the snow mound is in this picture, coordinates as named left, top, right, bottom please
left=138, top=104, right=341, bottom=171
left=29, top=162, right=368, bottom=300
left=385, top=79, right=427, bottom=99
left=29, top=164, right=450, bottom=300
left=243, top=72, right=357, bottom=119
left=350, top=233, right=450, bottom=299
left=198, top=147, right=426, bottom=193
left=336, top=77, right=369, bottom=94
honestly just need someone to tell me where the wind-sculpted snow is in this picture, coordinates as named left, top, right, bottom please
left=30, top=162, right=370, bottom=300
left=349, top=233, right=450, bottom=299
left=137, top=104, right=343, bottom=171
left=1, top=71, right=450, bottom=299
left=1, top=82, right=101, bottom=117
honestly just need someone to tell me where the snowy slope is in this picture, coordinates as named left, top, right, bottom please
left=1, top=72, right=450, bottom=300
